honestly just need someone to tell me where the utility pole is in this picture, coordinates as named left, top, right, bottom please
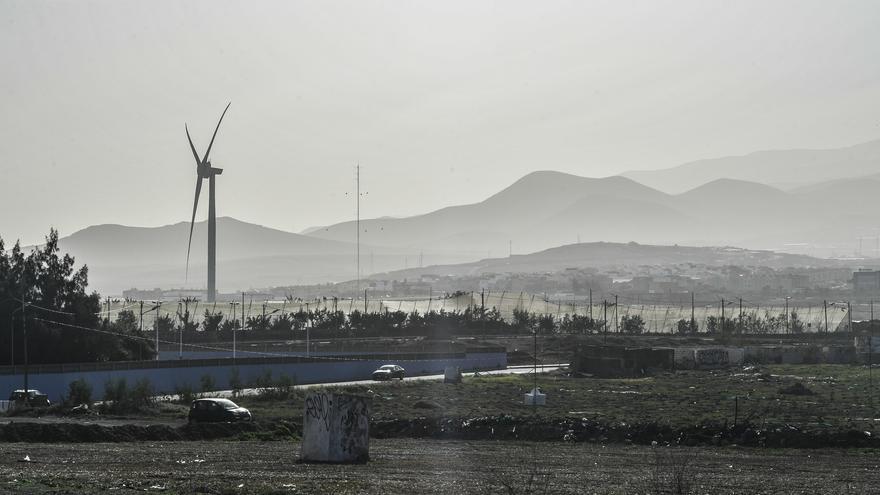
left=364, top=288, right=368, bottom=313
left=721, top=298, right=725, bottom=333
left=154, top=302, right=162, bottom=361
left=481, top=289, right=486, bottom=333
left=179, top=299, right=185, bottom=360
left=738, top=298, right=743, bottom=334
left=848, top=301, right=853, bottom=333
left=824, top=300, right=829, bottom=334
left=589, top=288, right=593, bottom=321
left=691, top=291, right=696, bottom=332
left=533, top=325, right=537, bottom=389
left=230, top=300, right=238, bottom=360
left=784, top=297, right=789, bottom=334
left=603, top=300, right=608, bottom=343
left=614, top=294, right=618, bottom=333
left=22, top=295, right=28, bottom=394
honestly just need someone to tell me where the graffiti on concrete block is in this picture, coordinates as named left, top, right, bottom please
left=695, top=348, right=729, bottom=366
left=305, top=392, right=332, bottom=430
left=337, top=394, right=370, bottom=456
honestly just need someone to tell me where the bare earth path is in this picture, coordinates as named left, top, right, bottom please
left=1, top=440, right=877, bottom=494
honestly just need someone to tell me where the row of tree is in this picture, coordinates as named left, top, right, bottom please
left=144, top=303, right=813, bottom=343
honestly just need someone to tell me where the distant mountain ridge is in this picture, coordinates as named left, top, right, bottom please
left=369, top=241, right=845, bottom=281
left=623, top=138, right=880, bottom=193
left=54, top=217, right=476, bottom=295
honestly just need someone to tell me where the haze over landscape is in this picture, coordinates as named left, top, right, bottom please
left=4, top=1, right=880, bottom=248
left=7, top=3, right=880, bottom=493
left=3, top=0, right=880, bottom=295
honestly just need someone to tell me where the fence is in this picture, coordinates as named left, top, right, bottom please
left=0, top=351, right=507, bottom=402
left=99, top=292, right=854, bottom=335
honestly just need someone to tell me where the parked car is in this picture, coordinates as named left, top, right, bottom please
left=188, top=398, right=252, bottom=423
left=372, top=364, right=406, bottom=381
left=8, top=389, right=50, bottom=407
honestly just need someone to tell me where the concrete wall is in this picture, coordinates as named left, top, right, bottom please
left=572, top=346, right=673, bottom=375
left=743, top=345, right=854, bottom=365
left=0, top=352, right=506, bottom=403
left=672, top=345, right=855, bottom=368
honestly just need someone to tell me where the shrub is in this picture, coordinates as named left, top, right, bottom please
left=101, top=377, right=155, bottom=414
left=622, top=314, right=646, bottom=334
left=253, top=371, right=297, bottom=401
left=66, top=378, right=93, bottom=407
left=254, top=369, right=273, bottom=393
left=174, top=382, right=196, bottom=404
left=200, top=374, right=216, bottom=394
left=676, top=318, right=698, bottom=334
left=229, top=368, right=242, bottom=398
left=647, top=443, right=696, bottom=495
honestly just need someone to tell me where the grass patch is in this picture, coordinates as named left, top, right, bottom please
left=235, top=364, right=880, bottom=433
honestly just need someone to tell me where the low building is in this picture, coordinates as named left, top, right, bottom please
left=853, top=270, right=880, bottom=293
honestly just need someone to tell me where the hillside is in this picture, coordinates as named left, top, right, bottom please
left=54, top=217, right=476, bottom=295
left=370, top=242, right=844, bottom=281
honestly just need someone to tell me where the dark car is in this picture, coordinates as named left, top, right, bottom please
left=372, top=364, right=405, bottom=381
left=9, top=389, right=50, bottom=407
left=188, top=398, right=252, bottom=423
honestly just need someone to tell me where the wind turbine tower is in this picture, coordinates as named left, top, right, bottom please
left=185, top=102, right=231, bottom=303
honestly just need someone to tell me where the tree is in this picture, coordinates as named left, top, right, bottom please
left=0, top=229, right=155, bottom=364
left=621, top=314, right=646, bottom=334
left=676, top=318, right=698, bottom=334
left=202, top=310, right=223, bottom=333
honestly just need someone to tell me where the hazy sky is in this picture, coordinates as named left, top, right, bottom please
left=3, top=0, right=880, bottom=245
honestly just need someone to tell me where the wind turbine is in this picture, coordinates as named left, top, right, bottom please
left=185, top=102, right=231, bottom=303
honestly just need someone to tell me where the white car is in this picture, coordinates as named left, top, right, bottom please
left=371, top=364, right=405, bottom=381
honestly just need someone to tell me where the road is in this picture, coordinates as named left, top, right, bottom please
left=212, top=363, right=567, bottom=398
left=1, top=364, right=567, bottom=426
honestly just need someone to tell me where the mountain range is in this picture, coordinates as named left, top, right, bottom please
left=41, top=138, right=880, bottom=295
left=306, top=170, right=877, bottom=258
left=56, top=217, right=473, bottom=295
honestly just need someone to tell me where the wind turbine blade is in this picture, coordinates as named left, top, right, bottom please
left=202, top=102, right=231, bottom=164
left=185, top=124, right=201, bottom=166
left=185, top=178, right=203, bottom=281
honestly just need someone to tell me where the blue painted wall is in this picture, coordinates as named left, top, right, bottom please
left=0, top=353, right=506, bottom=403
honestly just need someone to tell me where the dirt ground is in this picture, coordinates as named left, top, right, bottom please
left=1, top=439, right=877, bottom=494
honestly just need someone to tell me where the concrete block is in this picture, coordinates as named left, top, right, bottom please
left=694, top=348, right=730, bottom=368
left=444, top=366, right=462, bottom=384
left=301, top=392, right=371, bottom=463
left=524, top=388, right=546, bottom=406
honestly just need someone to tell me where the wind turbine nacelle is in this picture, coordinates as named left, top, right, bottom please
left=197, top=164, right=224, bottom=177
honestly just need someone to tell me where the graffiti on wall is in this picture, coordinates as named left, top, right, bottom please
left=695, top=348, right=729, bottom=366
left=305, top=392, right=333, bottom=430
